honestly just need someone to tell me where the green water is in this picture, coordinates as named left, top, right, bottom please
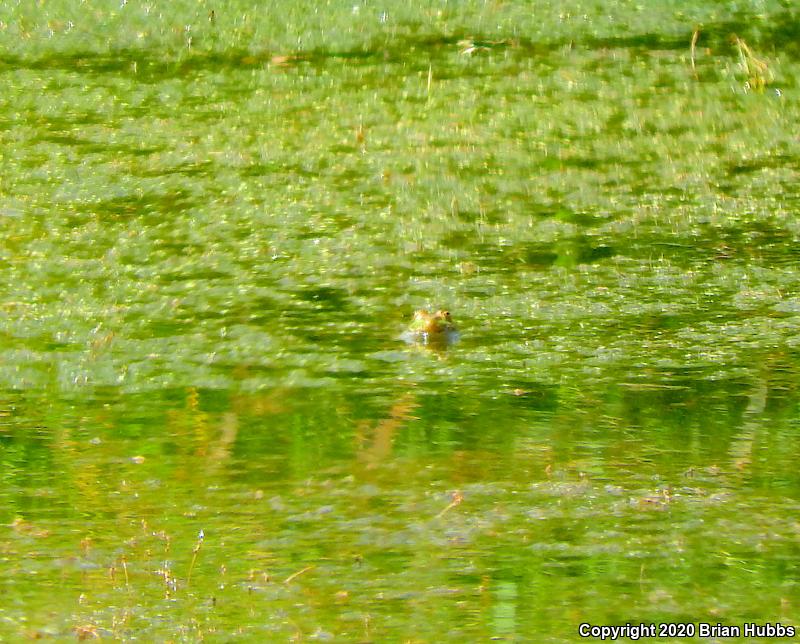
left=2, top=1, right=800, bottom=641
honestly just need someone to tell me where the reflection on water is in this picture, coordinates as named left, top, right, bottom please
left=2, top=370, right=800, bottom=639
left=493, top=581, right=519, bottom=639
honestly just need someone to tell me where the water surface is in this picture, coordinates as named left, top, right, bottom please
left=2, top=1, right=800, bottom=641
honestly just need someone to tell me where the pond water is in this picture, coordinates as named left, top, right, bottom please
left=2, top=1, right=800, bottom=641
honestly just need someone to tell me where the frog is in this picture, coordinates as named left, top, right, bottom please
left=401, top=309, right=459, bottom=345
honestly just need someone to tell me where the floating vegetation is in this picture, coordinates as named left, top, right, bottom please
left=690, top=28, right=700, bottom=78
left=733, top=35, right=773, bottom=92
left=186, top=529, right=204, bottom=588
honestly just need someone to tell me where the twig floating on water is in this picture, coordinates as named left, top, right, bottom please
left=284, top=565, right=315, bottom=584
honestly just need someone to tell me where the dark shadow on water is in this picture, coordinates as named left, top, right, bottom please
left=3, top=8, right=798, bottom=82
left=726, top=154, right=800, bottom=176
left=73, top=189, right=197, bottom=219
left=294, top=286, right=351, bottom=312
left=474, top=238, right=616, bottom=273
